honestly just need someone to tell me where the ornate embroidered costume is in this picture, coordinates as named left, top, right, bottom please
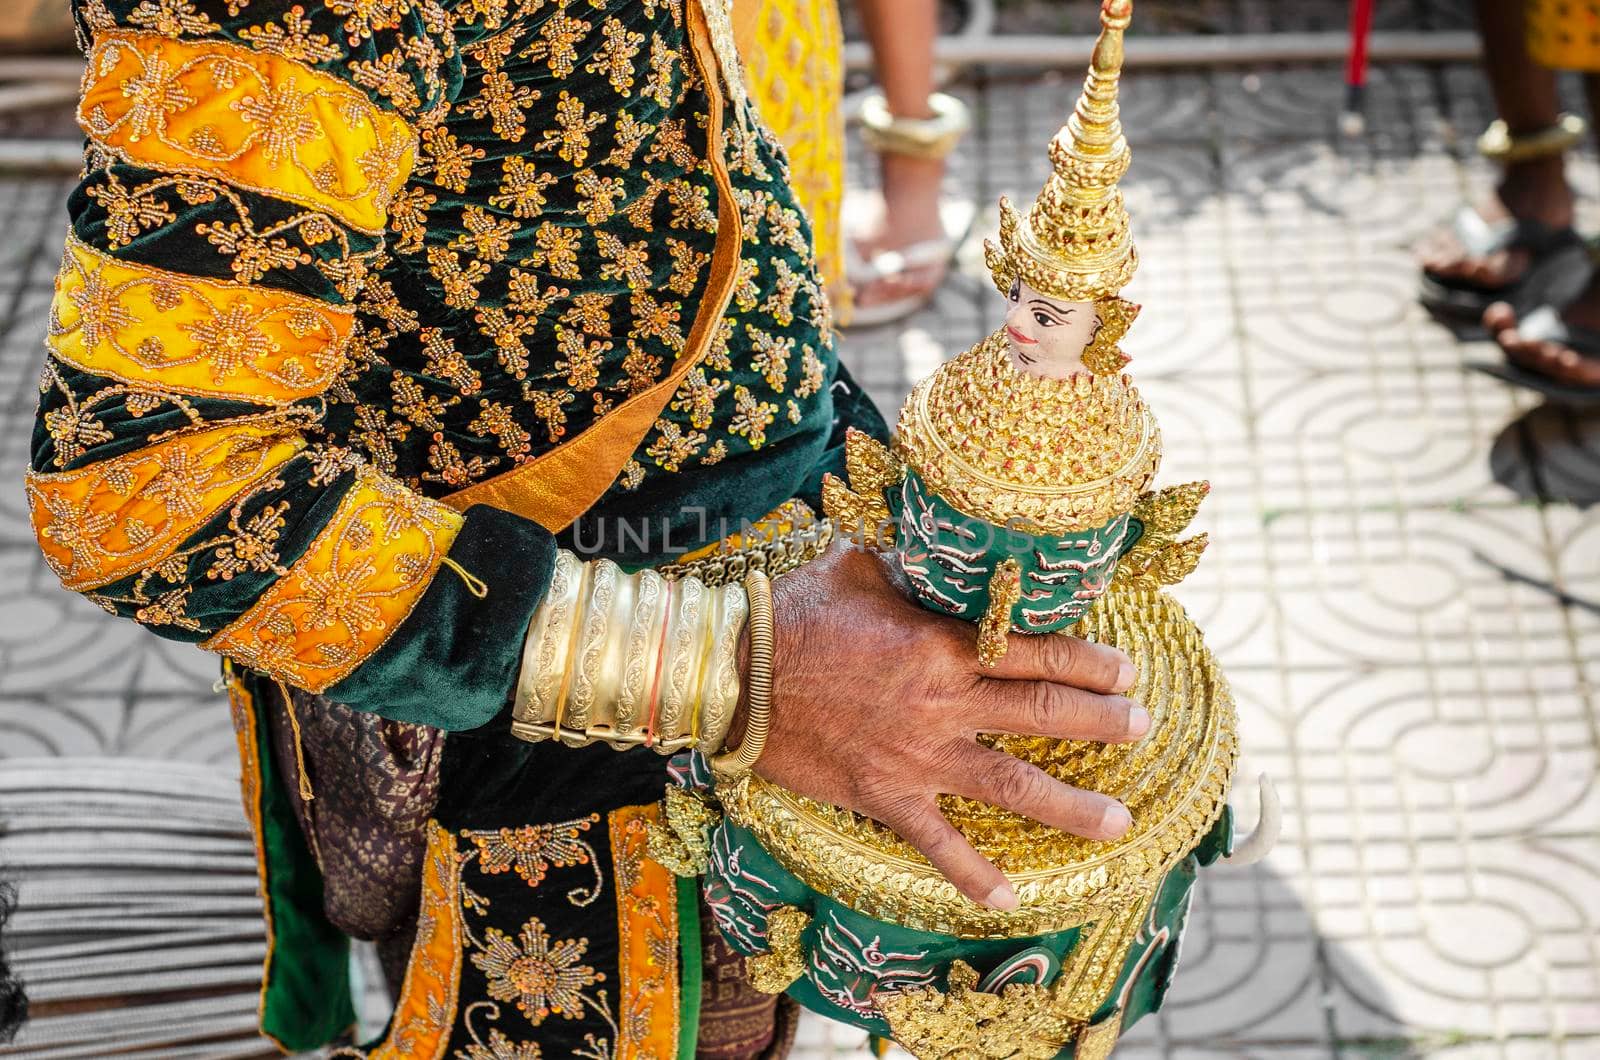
left=30, top=0, right=884, bottom=1052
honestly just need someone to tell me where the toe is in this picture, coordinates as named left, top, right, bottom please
left=1482, top=301, right=1518, bottom=334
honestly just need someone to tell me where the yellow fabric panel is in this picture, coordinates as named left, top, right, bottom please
left=367, top=822, right=463, bottom=1060
left=1525, top=0, right=1600, bottom=71
left=49, top=236, right=354, bottom=403
left=733, top=0, right=850, bottom=319
left=203, top=467, right=464, bottom=693
left=77, top=31, right=417, bottom=233
left=26, top=423, right=303, bottom=592
left=609, top=802, right=682, bottom=1060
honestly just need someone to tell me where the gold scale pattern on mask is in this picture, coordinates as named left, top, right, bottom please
left=722, top=587, right=1236, bottom=940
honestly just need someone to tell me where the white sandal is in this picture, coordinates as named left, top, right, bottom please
left=843, top=195, right=977, bottom=329
left=841, top=90, right=975, bottom=329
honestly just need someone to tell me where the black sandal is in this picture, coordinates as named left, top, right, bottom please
left=1472, top=304, right=1600, bottom=406
left=1419, top=206, right=1585, bottom=319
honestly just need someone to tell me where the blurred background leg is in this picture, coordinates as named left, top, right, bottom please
left=847, top=0, right=970, bottom=327
left=1416, top=0, right=1577, bottom=318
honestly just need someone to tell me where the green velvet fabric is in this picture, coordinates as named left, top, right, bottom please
left=677, top=875, right=705, bottom=1060
left=67, top=164, right=379, bottom=305
left=241, top=669, right=357, bottom=1050
left=30, top=360, right=309, bottom=473
left=42, top=0, right=882, bottom=733
left=70, top=467, right=358, bottom=643
left=327, top=504, right=556, bottom=730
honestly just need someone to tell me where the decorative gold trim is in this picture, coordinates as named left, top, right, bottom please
left=202, top=467, right=463, bottom=692
left=610, top=802, right=682, bottom=1060
left=27, top=423, right=303, bottom=591
left=367, top=822, right=464, bottom=1060
left=221, top=666, right=293, bottom=1055
left=78, top=31, right=416, bottom=234
left=745, top=906, right=810, bottom=994
left=876, top=959, right=1082, bottom=1059
left=48, top=235, right=352, bottom=404
left=721, top=588, right=1236, bottom=939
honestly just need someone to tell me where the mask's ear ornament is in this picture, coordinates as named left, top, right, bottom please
left=1083, top=296, right=1141, bottom=376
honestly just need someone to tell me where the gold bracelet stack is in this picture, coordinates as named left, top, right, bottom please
left=511, top=551, right=748, bottom=755
left=1478, top=113, right=1587, bottom=164
left=858, top=90, right=972, bottom=160
left=711, top=569, right=773, bottom=779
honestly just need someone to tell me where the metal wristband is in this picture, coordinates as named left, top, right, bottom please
left=710, top=569, right=774, bottom=780
left=511, top=552, right=750, bottom=755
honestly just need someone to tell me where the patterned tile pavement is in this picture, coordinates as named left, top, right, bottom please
left=2, top=31, right=1600, bottom=1060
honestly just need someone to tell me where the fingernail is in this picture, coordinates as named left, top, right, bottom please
left=1127, top=706, right=1151, bottom=738
left=1115, top=660, right=1137, bottom=693
left=983, top=882, right=1020, bottom=911
left=1100, top=803, right=1133, bottom=838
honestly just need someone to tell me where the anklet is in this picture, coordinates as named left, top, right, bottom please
left=1478, top=114, right=1587, bottom=165
left=859, top=91, right=971, bottom=161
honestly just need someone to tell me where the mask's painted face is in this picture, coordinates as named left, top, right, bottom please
left=1004, top=279, right=1100, bottom=379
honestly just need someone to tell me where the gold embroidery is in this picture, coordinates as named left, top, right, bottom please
left=610, top=802, right=682, bottom=1060
left=78, top=32, right=417, bottom=233
left=460, top=68, right=542, bottom=143
left=589, top=17, right=645, bottom=96
left=237, top=9, right=343, bottom=67
left=27, top=423, right=303, bottom=591
left=471, top=916, right=605, bottom=1025
left=49, top=236, right=353, bottom=403
left=490, top=156, right=558, bottom=218
left=537, top=90, right=606, bottom=167
left=525, top=10, right=592, bottom=79
left=202, top=467, right=463, bottom=692
left=366, top=821, right=464, bottom=1060
left=461, top=816, right=603, bottom=898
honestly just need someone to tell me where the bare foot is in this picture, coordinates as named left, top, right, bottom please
left=851, top=153, right=952, bottom=313
left=1417, top=156, right=1573, bottom=289
left=1484, top=278, right=1600, bottom=388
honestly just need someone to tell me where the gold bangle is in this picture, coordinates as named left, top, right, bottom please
left=711, top=569, right=774, bottom=779
left=696, top=582, right=748, bottom=753
left=1477, top=114, right=1586, bottom=164
left=656, top=576, right=707, bottom=748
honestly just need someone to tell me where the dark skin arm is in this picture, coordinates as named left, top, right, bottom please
left=735, top=543, right=1145, bottom=911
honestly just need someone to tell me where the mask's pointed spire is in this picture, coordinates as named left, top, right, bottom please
left=985, top=0, right=1138, bottom=303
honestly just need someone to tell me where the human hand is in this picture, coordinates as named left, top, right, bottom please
left=736, top=543, right=1148, bottom=912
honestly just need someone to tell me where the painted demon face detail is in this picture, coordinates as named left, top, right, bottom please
left=703, top=826, right=782, bottom=954
left=894, top=471, right=1139, bottom=634
left=807, top=910, right=937, bottom=1020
